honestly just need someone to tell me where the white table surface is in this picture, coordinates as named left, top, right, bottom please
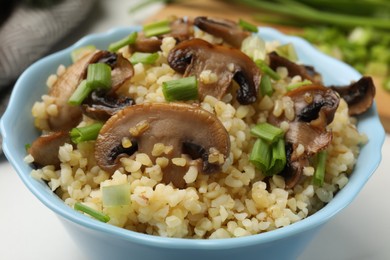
left=1, top=1, right=390, bottom=259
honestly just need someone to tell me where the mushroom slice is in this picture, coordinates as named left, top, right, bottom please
left=194, top=16, right=250, bottom=48
left=268, top=52, right=322, bottom=84
left=330, top=76, right=376, bottom=116
left=81, top=90, right=135, bottom=121
left=28, top=131, right=72, bottom=169
left=276, top=84, right=340, bottom=188
left=168, top=38, right=261, bottom=104
left=48, top=50, right=105, bottom=131
left=131, top=18, right=194, bottom=53
left=95, top=102, right=230, bottom=188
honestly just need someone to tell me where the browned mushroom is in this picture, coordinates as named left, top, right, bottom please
left=194, top=16, right=251, bottom=48
left=268, top=52, right=322, bottom=84
left=330, top=76, right=376, bottom=116
left=28, top=131, right=72, bottom=169
left=130, top=18, right=194, bottom=53
left=94, top=102, right=230, bottom=188
left=168, top=38, right=261, bottom=104
left=269, top=84, right=340, bottom=188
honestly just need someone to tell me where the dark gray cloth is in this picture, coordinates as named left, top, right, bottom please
left=0, top=0, right=96, bottom=155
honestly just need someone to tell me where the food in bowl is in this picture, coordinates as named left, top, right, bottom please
left=25, top=17, right=375, bottom=239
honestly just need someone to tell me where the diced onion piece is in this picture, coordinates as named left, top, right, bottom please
left=102, top=183, right=131, bottom=207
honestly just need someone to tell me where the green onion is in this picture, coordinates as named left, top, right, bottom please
left=250, top=138, right=271, bottom=172
left=287, top=79, right=312, bottom=91
left=238, top=18, right=258, bottom=32
left=74, top=202, right=110, bottom=223
left=102, top=184, right=131, bottom=207
left=255, top=59, right=281, bottom=80
left=143, top=19, right=171, bottom=37
left=108, top=32, right=138, bottom=52
left=162, top=76, right=198, bottom=101
left=313, top=150, right=327, bottom=186
left=266, top=138, right=286, bottom=176
left=250, top=122, right=284, bottom=143
left=71, top=45, right=96, bottom=63
left=70, top=123, right=103, bottom=144
left=259, top=74, right=274, bottom=97
left=130, top=52, right=159, bottom=64
left=68, top=80, right=91, bottom=105
left=86, top=63, right=112, bottom=90
left=275, top=43, right=299, bottom=62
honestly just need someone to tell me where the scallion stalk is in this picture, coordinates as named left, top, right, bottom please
left=74, top=202, right=110, bottom=223
left=87, top=63, right=112, bottom=89
left=250, top=122, right=284, bottom=143
left=250, top=138, right=271, bottom=172
left=266, top=138, right=286, bottom=176
left=287, top=79, right=312, bottom=91
left=70, top=122, right=103, bottom=144
left=259, top=74, right=274, bottom=96
left=130, top=52, right=159, bottom=64
left=313, top=150, right=327, bottom=186
left=143, top=19, right=171, bottom=37
left=238, top=18, right=258, bottom=32
left=255, top=59, right=281, bottom=80
left=68, top=80, right=91, bottom=105
left=162, top=76, right=198, bottom=101
left=108, top=32, right=138, bottom=52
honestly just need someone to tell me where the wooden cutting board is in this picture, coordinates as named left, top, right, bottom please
left=147, top=0, right=390, bottom=132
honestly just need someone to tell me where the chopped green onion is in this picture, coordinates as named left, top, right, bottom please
left=71, top=45, right=96, bottom=63
left=313, top=151, right=327, bottom=187
left=238, top=18, right=258, bottom=32
left=130, top=52, right=159, bottom=64
left=108, top=32, right=138, bottom=52
left=250, top=138, right=271, bottom=172
left=266, top=138, right=286, bottom=176
left=250, top=122, right=284, bottom=143
left=259, top=74, right=274, bottom=96
left=143, top=19, right=171, bottom=37
left=68, top=80, right=91, bottom=105
left=275, top=43, right=299, bottom=62
left=25, top=143, right=31, bottom=152
left=70, top=122, right=103, bottom=144
left=87, top=63, right=112, bottom=90
left=74, top=202, right=110, bottom=223
left=255, top=59, right=281, bottom=80
left=287, top=79, right=312, bottom=91
left=102, top=183, right=131, bottom=207
left=162, top=76, right=198, bottom=101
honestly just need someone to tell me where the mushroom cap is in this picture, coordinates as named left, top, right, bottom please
left=194, top=16, right=250, bottom=48
left=330, top=76, right=376, bottom=116
left=168, top=38, right=260, bottom=104
left=95, top=102, right=230, bottom=188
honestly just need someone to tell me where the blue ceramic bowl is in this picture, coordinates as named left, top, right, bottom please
left=0, top=27, right=385, bottom=260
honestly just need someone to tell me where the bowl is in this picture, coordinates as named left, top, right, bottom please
left=0, top=26, right=385, bottom=260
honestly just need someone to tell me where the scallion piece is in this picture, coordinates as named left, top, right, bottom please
left=70, top=122, right=103, bottom=144
left=102, top=183, right=131, bottom=207
left=87, top=63, right=112, bottom=90
left=143, top=19, right=171, bottom=37
left=250, top=122, right=284, bottom=143
left=162, top=76, right=198, bottom=101
left=108, top=32, right=138, bottom=52
left=130, top=52, right=159, bottom=64
left=250, top=138, right=271, bottom=172
left=313, top=150, right=327, bottom=187
left=238, top=18, right=258, bottom=32
left=286, top=79, right=312, bottom=91
left=71, top=45, right=96, bottom=63
left=255, top=59, right=281, bottom=80
left=74, top=202, right=110, bottom=223
left=68, top=80, right=91, bottom=105
left=259, top=74, right=274, bottom=96
left=266, top=138, right=286, bottom=176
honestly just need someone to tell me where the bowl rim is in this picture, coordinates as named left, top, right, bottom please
left=0, top=26, right=385, bottom=249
